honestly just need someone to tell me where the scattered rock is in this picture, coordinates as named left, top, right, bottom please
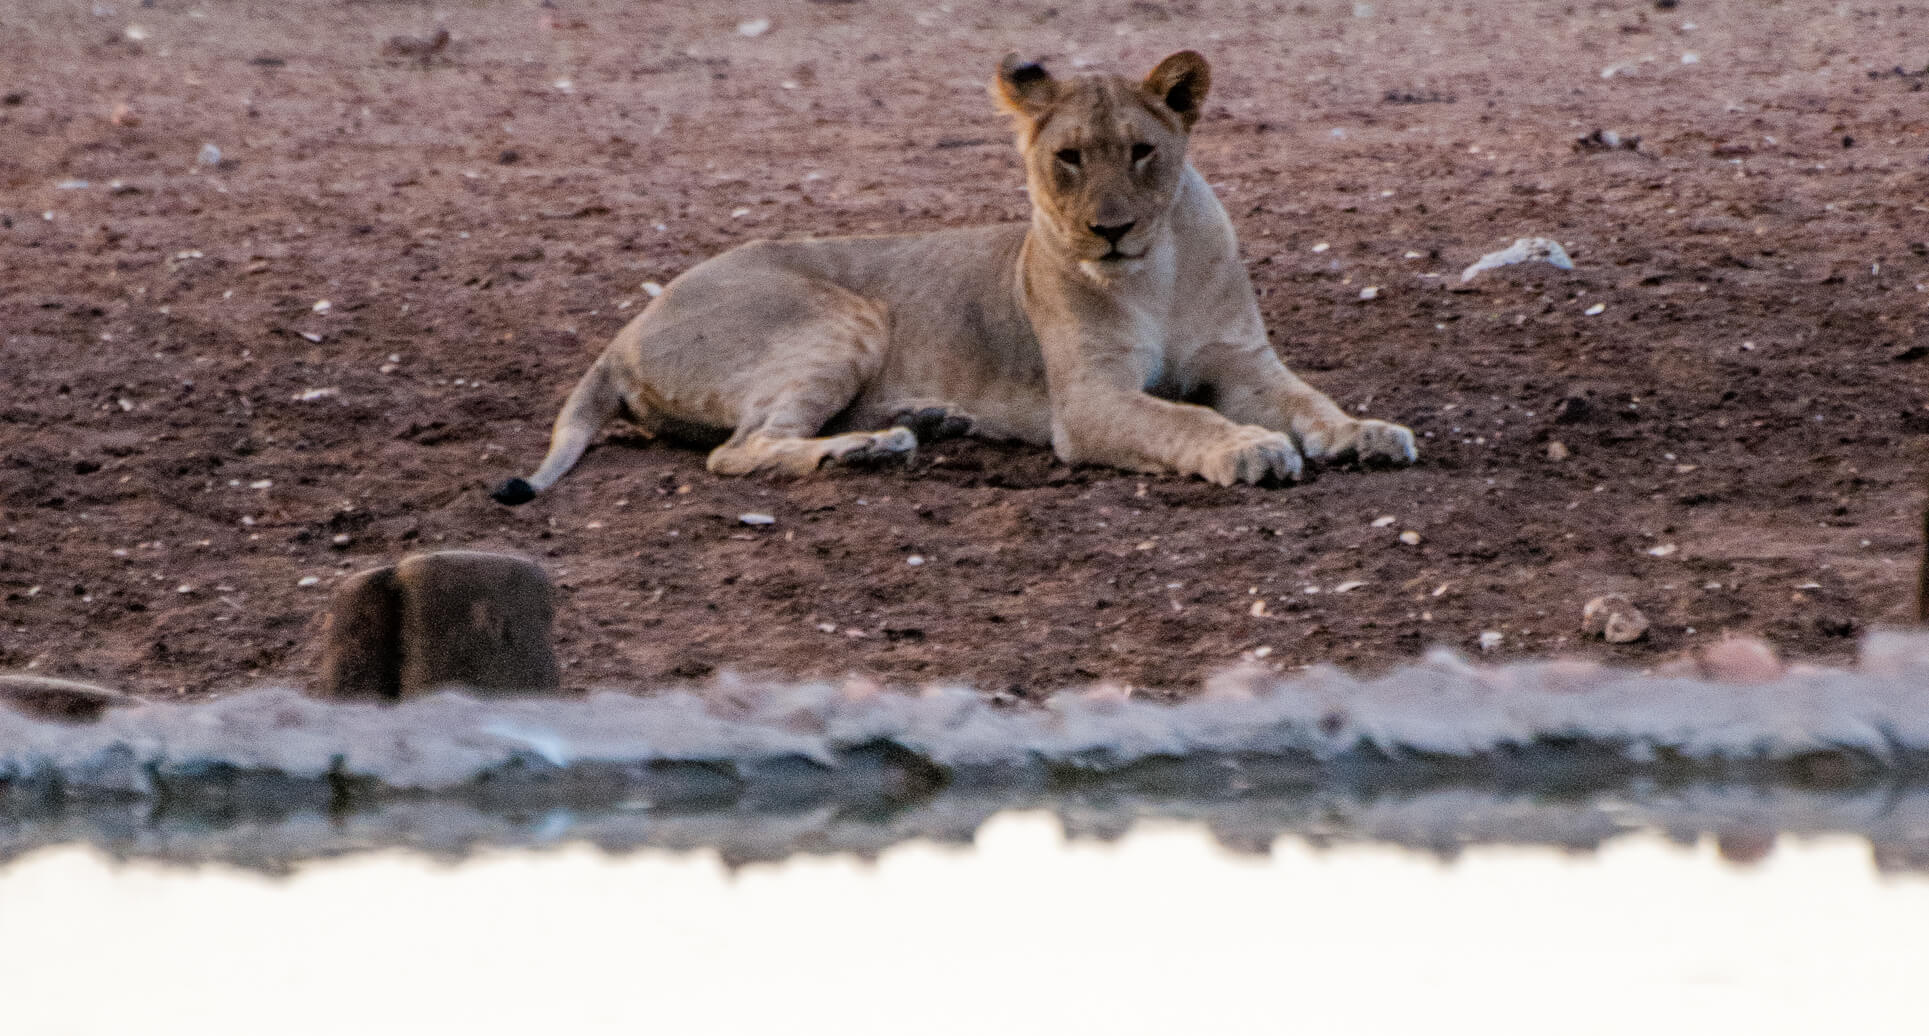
left=1461, top=237, right=1574, bottom=283
left=1382, top=88, right=1456, bottom=104
left=383, top=27, right=450, bottom=62
left=1546, top=440, right=1571, bottom=461
left=109, top=101, right=138, bottom=126
left=1813, top=612, right=1855, bottom=638
left=739, top=512, right=776, bottom=526
left=196, top=142, right=222, bottom=166
left=737, top=17, right=772, bottom=37
left=317, top=550, right=562, bottom=701
left=0, top=674, right=134, bottom=723
left=1399, top=530, right=1422, bottom=545
left=1574, top=129, right=1641, bottom=153
left=1582, top=593, right=1650, bottom=643
left=1551, top=395, right=1592, bottom=424
left=1477, top=631, right=1504, bottom=653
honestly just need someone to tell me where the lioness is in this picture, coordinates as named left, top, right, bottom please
left=491, top=50, right=1416, bottom=505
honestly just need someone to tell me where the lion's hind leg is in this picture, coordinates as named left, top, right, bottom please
left=703, top=284, right=914, bottom=477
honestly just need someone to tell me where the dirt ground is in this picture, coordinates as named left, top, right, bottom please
left=2, top=0, right=1925, bottom=699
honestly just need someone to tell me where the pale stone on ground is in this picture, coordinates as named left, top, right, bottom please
left=1582, top=593, right=1650, bottom=644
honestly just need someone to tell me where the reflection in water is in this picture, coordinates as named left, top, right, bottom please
left=0, top=815, right=1925, bottom=1035
left=8, top=780, right=1929, bottom=874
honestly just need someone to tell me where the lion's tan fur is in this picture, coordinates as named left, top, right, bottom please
left=498, top=50, right=1415, bottom=501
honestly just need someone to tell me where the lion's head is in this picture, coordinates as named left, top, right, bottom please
left=992, top=50, right=1210, bottom=267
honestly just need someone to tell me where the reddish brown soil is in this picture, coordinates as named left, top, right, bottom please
left=2, top=1, right=1926, bottom=700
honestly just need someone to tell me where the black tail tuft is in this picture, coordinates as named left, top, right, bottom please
left=490, top=477, right=536, bottom=506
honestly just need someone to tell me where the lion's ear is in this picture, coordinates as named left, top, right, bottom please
left=992, top=53, right=1057, bottom=119
left=1143, top=50, right=1210, bottom=129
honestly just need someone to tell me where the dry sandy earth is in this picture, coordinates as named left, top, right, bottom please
left=1, top=0, right=1925, bottom=699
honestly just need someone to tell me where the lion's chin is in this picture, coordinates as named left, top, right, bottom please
left=1078, top=253, right=1146, bottom=283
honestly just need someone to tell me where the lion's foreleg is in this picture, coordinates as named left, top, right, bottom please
left=1206, top=342, right=1417, bottom=466
left=1050, top=376, right=1302, bottom=486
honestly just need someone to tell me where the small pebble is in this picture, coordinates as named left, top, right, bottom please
left=1546, top=441, right=1570, bottom=462
left=1477, top=631, right=1504, bottom=652
left=737, top=17, right=771, bottom=37
left=1358, top=285, right=1381, bottom=300
left=1371, top=515, right=1396, bottom=527
left=297, top=575, right=321, bottom=587
left=906, top=555, right=925, bottom=566
left=1399, top=530, right=1422, bottom=545
left=197, top=142, right=222, bottom=166
left=739, top=513, right=776, bottom=526
left=1584, top=302, right=1606, bottom=316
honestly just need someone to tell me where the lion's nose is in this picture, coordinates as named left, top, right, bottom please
left=1090, top=221, right=1136, bottom=245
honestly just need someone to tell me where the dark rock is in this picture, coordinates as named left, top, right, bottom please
left=318, top=550, right=562, bottom=700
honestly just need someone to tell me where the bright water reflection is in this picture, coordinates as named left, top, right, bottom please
left=1, top=814, right=1924, bottom=1035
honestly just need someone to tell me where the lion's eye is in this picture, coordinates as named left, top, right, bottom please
left=1131, top=142, right=1155, bottom=164
left=1055, top=148, right=1082, bottom=168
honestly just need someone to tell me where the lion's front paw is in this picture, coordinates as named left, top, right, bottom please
left=1198, top=427, right=1303, bottom=487
left=1298, top=418, right=1418, bottom=466
left=824, top=427, right=918, bottom=468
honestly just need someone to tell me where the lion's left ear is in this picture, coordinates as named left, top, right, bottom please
left=993, top=53, right=1059, bottom=120
left=1143, top=50, right=1210, bottom=129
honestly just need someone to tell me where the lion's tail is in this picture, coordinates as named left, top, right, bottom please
left=490, top=352, right=626, bottom=506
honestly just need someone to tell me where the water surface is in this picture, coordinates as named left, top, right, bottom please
left=2, top=814, right=1923, bottom=1035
